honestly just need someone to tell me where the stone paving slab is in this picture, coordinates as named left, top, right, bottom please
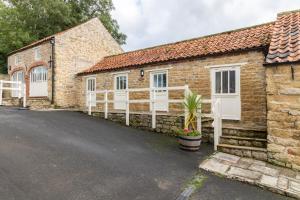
left=199, top=152, right=300, bottom=199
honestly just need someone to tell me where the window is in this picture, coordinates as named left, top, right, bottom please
left=87, top=78, right=95, bottom=92
left=152, top=72, right=167, bottom=92
left=115, top=75, right=127, bottom=90
left=15, top=54, right=21, bottom=65
left=34, top=47, right=41, bottom=60
left=30, top=67, right=47, bottom=83
left=215, top=69, right=236, bottom=94
left=11, top=71, right=24, bottom=97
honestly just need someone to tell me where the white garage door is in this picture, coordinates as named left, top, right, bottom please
left=30, top=66, right=48, bottom=97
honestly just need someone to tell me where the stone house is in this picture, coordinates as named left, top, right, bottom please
left=6, top=18, right=123, bottom=108
left=77, top=11, right=300, bottom=170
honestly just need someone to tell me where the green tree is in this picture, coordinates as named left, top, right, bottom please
left=0, top=0, right=126, bottom=73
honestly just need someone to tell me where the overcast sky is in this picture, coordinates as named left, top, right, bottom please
left=111, top=0, right=300, bottom=51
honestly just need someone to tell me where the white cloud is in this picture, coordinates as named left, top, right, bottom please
left=112, top=0, right=300, bottom=51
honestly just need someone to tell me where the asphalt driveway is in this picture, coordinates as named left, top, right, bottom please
left=0, top=107, right=292, bottom=200
left=0, top=107, right=208, bottom=200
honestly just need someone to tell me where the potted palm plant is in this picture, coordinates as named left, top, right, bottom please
left=177, top=92, right=202, bottom=151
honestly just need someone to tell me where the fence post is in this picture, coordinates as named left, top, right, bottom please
left=125, top=89, right=129, bottom=126
left=23, top=83, right=26, bottom=108
left=18, top=81, right=21, bottom=99
left=213, top=99, right=222, bottom=151
left=88, top=92, right=92, bottom=116
left=104, top=90, right=108, bottom=119
left=0, top=80, right=3, bottom=106
left=184, top=84, right=189, bottom=128
left=151, top=88, right=156, bottom=129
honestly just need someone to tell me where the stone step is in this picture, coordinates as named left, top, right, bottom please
left=220, top=136, right=267, bottom=148
left=222, top=129, right=267, bottom=139
left=217, top=144, right=267, bottom=161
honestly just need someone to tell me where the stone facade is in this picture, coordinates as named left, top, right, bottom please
left=266, top=64, right=300, bottom=171
left=55, top=18, right=123, bottom=107
left=7, top=18, right=122, bottom=108
left=78, top=50, right=268, bottom=134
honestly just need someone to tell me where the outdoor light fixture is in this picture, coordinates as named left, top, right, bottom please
left=140, top=69, right=144, bottom=77
left=50, top=38, right=55, bottom=44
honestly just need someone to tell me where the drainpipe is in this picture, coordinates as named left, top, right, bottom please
left=50, top=37, right=55, bottom=104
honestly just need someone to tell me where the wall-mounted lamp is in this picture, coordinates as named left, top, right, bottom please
left=140, top=69, right=144, bottom=77
left=50, top=38, right=55, bottom=45
left=291, top=65, right=295, bottom=80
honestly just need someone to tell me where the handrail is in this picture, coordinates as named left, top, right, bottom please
left=87, top=84, right=221, bottom=147
left=0, top=80, right=26, bottom=108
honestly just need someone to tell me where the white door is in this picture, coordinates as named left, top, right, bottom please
left=150, top=71, right=168, bottom=111
left=86, top=77, right=96, bottom=107
left=11, top=71, right=24, bottom=97
left=30, top=66, right=48, bottom=97
left=211, top=67, right=241, bottom=120
left=114, top=74, right=127, bottom=110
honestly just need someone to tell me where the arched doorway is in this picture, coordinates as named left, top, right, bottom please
left=30, top=66, right=48, bottom=97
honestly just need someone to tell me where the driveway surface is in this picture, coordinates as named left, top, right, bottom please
left=0, top=107, right=292, bottom=200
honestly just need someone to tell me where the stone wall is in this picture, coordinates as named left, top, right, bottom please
left=91, top=112, right=186, bottom=136
left=78, top=50, right=268, bottom=133
left=266, top=64, right=300, bottom=171
left=55, top=18, right=123, bottom=108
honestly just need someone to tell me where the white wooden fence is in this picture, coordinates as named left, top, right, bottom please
left=0, top=80, right=26, bottom=108
left=87, top=85, right=222, bottom=150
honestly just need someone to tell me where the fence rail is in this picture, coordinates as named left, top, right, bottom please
left=87, top=84, right=222, bottom=149
left=0, top=80, right=26, bottom=108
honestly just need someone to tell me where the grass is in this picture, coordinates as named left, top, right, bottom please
left=184, top=171, right=207, bottom=191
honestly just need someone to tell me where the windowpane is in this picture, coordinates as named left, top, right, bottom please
left=154, top=74, right=157, bottom=87
left=116, top=77, right=119, bottom=90
left=162, top=73, right=167, bottom=87
left=123, top=77, right=127, bottom=89
left=215, top=72, right=221, bottom=93
left=222, top=71, right=228, bottom=93
left=158, top=74, right=162, bottom=87
left=230, top=71, right=236, bottom=93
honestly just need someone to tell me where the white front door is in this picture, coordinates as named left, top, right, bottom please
left=30, top=66, right=48, bottom=97
left=114, top=74, right=127, bottom=110
left=86, top=77, right=96, bottom=107
left=150, top=71, right=168, bottom=111
left=11, top=71, right=24, bottom=97
left=211, top=67, right=241, bottom=120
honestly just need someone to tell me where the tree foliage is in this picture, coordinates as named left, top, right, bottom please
left=0, top=0, right=126, bottom=73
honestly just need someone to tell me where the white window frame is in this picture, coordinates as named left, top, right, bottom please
left=150, top=70, right=169, bottom=112
left=15, top=54, right=21, bottom=65
left=211, top=67, right=240, bottom=97
left=114, top=73, right=128, bottom=91
left=34, top=47, right=41, bottom=61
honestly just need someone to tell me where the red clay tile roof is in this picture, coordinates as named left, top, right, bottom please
left=79, top=22, right=274, bottom=75
left=266, top=10, right=300, bottom=64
